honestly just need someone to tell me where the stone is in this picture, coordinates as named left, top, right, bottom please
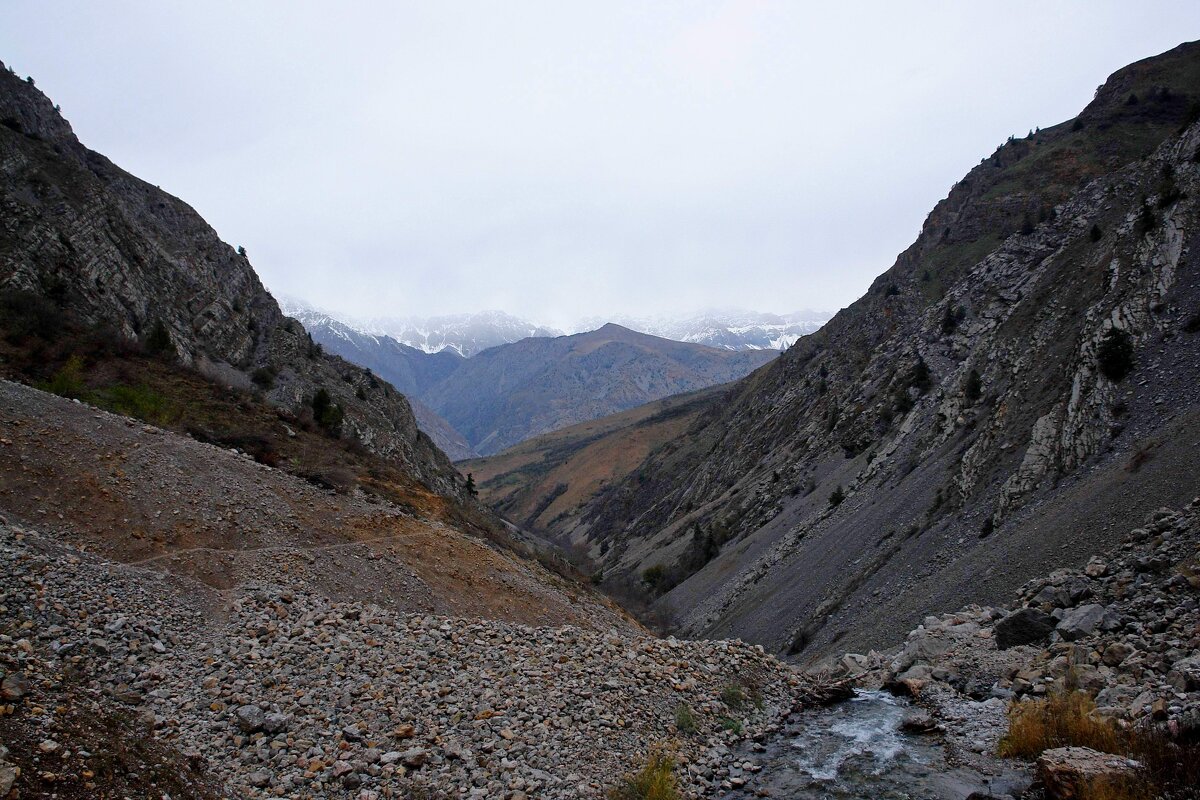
left=1055, top=604, right=1109, bottom=642
left=262, top=711, right=290, bottom=733
left=247, top=770, right=271, bottom=788
left=401, top=748, right=428, bottom=769
left=0, top=762, right=18, bottom=795
left=994, top=608, right=1056, bottom=649
left=1036, top=746, right=1139, bottom=799
left=0, top=672, right=30, bottom=701
left=234, top=704, right=265, bottom=733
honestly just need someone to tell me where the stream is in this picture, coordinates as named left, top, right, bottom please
left=719, top=690, right=1031, bottom=799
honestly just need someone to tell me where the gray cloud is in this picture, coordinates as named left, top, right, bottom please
left=4, top=1, right=1199, bottom=329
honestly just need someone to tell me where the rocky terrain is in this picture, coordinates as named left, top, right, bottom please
left=0, top=377, right=825, bottom=798
left=848, top=501, right=1200, bottom=737
left=486, top=41, right=1200, bottom=663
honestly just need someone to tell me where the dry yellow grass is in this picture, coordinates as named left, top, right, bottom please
left=608, top=748, right=680, bottom=800
left=998, top=691, right=1123, bottom=758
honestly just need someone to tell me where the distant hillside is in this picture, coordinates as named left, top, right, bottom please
left=461, top=386, right=723, bottom=534
left=423, top=324, right=777, bottom=455
left=283, top=308, right=476, bottom=459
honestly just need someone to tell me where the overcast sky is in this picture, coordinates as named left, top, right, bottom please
left=3, top=3, right=1199, bottom=329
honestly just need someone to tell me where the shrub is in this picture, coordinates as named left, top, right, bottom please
left=251, top=366, right=278, bottom=389
left=1090, top=223, right=1104, bottom=242
left=720, top=684, right=746, bottom=710
left=41, top=355, right=87, bottom=398
left=673, top=703, right=697, bottom=734
left=0, top=289, right=62, bottom=343
left=97, top=384, right=177, bottom=426
left=1183, top=313, right=1200, bottom=334
left=1096, top=329, right=1135, bottom=382
left=718, top=716, right=743, bottom=734
left=641, top=564, right=669, bottom=592
left=465, top=473, right=478, bottom=496
left=608, top=749, right=679, bottom=800
left=143, top=319, right=176, bottom=360
left=828, top=485, right=845, bottom=508
left=311, top=388, right=344, bottom=434
left=998, top=691, right=1200, bottom=799
left=909, top=357, right=932, bottom=394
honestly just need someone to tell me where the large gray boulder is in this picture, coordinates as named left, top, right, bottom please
left=994, top=607, right=1056, bottom=649
left=1056, top=604, right=1117, bottom=642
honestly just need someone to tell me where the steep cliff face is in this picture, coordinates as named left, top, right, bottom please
left=0, top=63, right=462, bottom=496
left=547, top=42, right=1200, bottom=657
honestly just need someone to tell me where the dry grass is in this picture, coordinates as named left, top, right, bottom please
left=999, top=691, right=1124, bottom=758
left=999, top=691, right=1200, bottom=800
left=608, top=748, right=680, bottom=800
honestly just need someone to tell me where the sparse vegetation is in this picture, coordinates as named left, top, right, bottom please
left=673, top=703, right=697, bottom=734
left=718, top=716, right=743, bottom=735
left=828, top=485, right=845, bottom=508
left=999, top=691, right=1200, bottom=800
left=1090, top=223, right=1104, bottom=242
left=608, top=749, right=679, bottom=800
left=720, top=683, right=746, bottom=710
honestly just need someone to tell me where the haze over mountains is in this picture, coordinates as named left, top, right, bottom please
left=285, top=302, right=778, bottom=458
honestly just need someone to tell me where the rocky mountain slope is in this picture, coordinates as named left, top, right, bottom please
left=462, top=386, right=723, bottom=536
left=0, top=378, right=818, bottom=798
left=283, top=307, right=476, bottom=459
left=0, top=63, right=463, bottom=498
left=496, top=42, right=1200, bottom=661
left=288, top=305, right=779, bottom=458
left=423, top=324, right=776, bottom=456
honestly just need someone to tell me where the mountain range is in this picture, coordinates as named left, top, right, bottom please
left=286, top=303, right=777, bottom=458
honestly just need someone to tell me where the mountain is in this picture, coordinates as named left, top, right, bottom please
left=363, top=310, right=563, bottom=357
left=282, top=306, right=477, bottom=459
left=576, top=309, right=833, bottom=351
left=422, top=324, right=778, bottom=456
left=285, top=304, right=778, bottom=457
left=485, top=41, right=1200, bottom=660
left=0, top=64, right=473, bottom=498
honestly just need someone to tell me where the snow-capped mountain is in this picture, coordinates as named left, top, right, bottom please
left=362, top=311, right=563, bottom=357
left=572, top=309, right=832, bottom=351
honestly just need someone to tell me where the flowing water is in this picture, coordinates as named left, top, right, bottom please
left=719, top=691, right=1029, bottom=799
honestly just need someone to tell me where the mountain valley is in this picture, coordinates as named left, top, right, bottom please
left=2, top=32, right=1200, bottom=800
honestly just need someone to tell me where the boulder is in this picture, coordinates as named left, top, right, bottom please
left=234, top=704, right=265, bottom=733
left=1055, top=604, right=1113, bottom=642
left=995, top=608, right=1056, bottom=649
left=1036, top=746, right=1139, bottom=799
